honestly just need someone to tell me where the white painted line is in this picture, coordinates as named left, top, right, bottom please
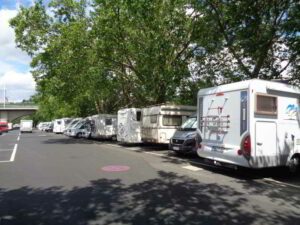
left=125, top=147, right=141, bottom=151
left=106, top=144, right=121, bottom=148
left=262, top=178, right=300, bottom=189
left=10, top=144, right=18, bottom=162
left=145, top=152, right=164, bottom=156
left=182, top=165, right=203, bottom=171
left=17, top=136, right=20, bottom=141
left=38, top=135, right=47, bottom=137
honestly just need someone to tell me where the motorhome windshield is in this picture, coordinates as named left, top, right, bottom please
left=73, top=121, right=84, bottom=129
left=181, top=117, right=197, bottom=130
left=69, top=120, right=80, bottom=127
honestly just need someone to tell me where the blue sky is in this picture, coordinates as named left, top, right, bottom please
left=0, top=0, right=36, bottom=102
left=0, top=0, right=33, bottom=9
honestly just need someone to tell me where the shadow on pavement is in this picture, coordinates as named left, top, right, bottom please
left=0, top=171, right=299, bottom=225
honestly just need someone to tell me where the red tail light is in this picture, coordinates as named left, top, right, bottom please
left=242, top=135, right=251, bottom=156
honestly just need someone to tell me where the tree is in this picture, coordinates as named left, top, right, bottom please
left=193, top=0, right=300, bottom=83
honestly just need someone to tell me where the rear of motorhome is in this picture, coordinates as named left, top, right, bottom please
left=53, top=118, right=72, bottom=134
left=20, top=120, right=33, bottom=133
left=141, top=105, right=196, bottom=144
left=90, top=114, right=117, bottom=140
left=117, top=108, right=142, bottom=143
left=197, top=79, right=300, bottom=172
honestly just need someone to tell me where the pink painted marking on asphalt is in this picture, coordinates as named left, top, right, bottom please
left=101, top=165, right=130, bottom=172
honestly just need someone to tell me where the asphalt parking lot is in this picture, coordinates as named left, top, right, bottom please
left=0, top=130, right=299, bottom=225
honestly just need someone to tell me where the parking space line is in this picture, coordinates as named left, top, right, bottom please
left=10, top=144, right=18, bottom=162
left=124, top=147, right=141, bottom=151
left=262, top=178, right=300, bottom=189
left=106, top=144, right=121, bottom=148
left=182, top=165, right=203, bottom=171
left=145, top=152, right=165, bottom=156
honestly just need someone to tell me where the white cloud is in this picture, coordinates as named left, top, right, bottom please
left=0, top=71, right=36, bottom=102
left=0, top=9, right=31, bottom=67
left=0, top=8, right=35, bottom=102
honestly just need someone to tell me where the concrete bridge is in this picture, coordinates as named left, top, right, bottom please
left=0, top=103, right=38, bottom=122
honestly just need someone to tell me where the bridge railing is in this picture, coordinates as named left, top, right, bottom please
left=0, top=103, right=38, bottom=109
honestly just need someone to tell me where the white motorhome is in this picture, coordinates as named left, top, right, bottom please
left=53, top=118, right=72, bottom=134
left=64, top=118, right=82, bottom=135
left=141, top=105, right=196, bottom=144
left=117, top=108, right=142, bottom=143
left=197, top=79, right=300, bottom=172
left=90, top=114, right=117, bottom=140
left=20, top=120, right=33, bottom=133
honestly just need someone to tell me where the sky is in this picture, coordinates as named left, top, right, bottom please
left=0, top=0, right=36, bottom=102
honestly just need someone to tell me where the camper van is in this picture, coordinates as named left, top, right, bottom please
left=117, top=108, right=142, bottom=143
left=197, top=79, right=300, bottom=172
left=90, top=114, right=117, bottom=140
left=53, top=118, right=72, bottom=134
left=68, top=119, right=91, bottom=138
left=20, top=120, right=33, bottom=133
left=64, top=118, right=82, bottom=135
left=169, top=113, right=198, bottom=154
left=141, top=105, right=196, bottom=144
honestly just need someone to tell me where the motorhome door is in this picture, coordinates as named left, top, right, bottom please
left=255, top=121, right=277, bottom=166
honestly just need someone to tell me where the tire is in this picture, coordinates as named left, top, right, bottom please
left=288, top=157, right=300, bottom=174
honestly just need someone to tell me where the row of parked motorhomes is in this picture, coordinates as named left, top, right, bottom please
left=37, top=79, right=300, bottom=173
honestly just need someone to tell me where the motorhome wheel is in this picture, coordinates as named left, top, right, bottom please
left=288, top=157, right=299, bottom=173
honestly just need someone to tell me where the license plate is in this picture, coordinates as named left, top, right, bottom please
left=173, top=146, right=180, bottom=151
left=211, top=146, right=224, bottom=153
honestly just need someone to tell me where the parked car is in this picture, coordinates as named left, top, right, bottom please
left=0, top=121, right=9, bottom=133
left=169, top=114, right=199, bottom=154
left=44, top=123, right=54, bottom=132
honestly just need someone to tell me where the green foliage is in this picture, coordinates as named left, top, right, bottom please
left=10, top=0, right=299, bottom=120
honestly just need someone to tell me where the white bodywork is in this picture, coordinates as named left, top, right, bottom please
left=68, top=119, right=90, bottom=138
left=197, top=79, right=300, bottom=169
left=20, top=120, right=33, bottom=133
left=117, top=108, right=142, bottom=143
left=90, top=114, right=117, bottom=139
left=141, top=105, right=196, bottom=144
left=64, top=118, right=82, bottom=134
left=53, top=118, right=72, bottom=133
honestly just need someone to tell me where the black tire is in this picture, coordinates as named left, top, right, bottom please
left=288, top=157, right=300, bottom=174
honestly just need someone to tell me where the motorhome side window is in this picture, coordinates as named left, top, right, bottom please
left=162, top=115, right=182, bottom=126
left=255, top=94, right=277, bottom=115
left=150, top=115, right=157, bottom=124
left=136, top=111, right=141, bottom=121
left=105, top=118, right=112, bottom=125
